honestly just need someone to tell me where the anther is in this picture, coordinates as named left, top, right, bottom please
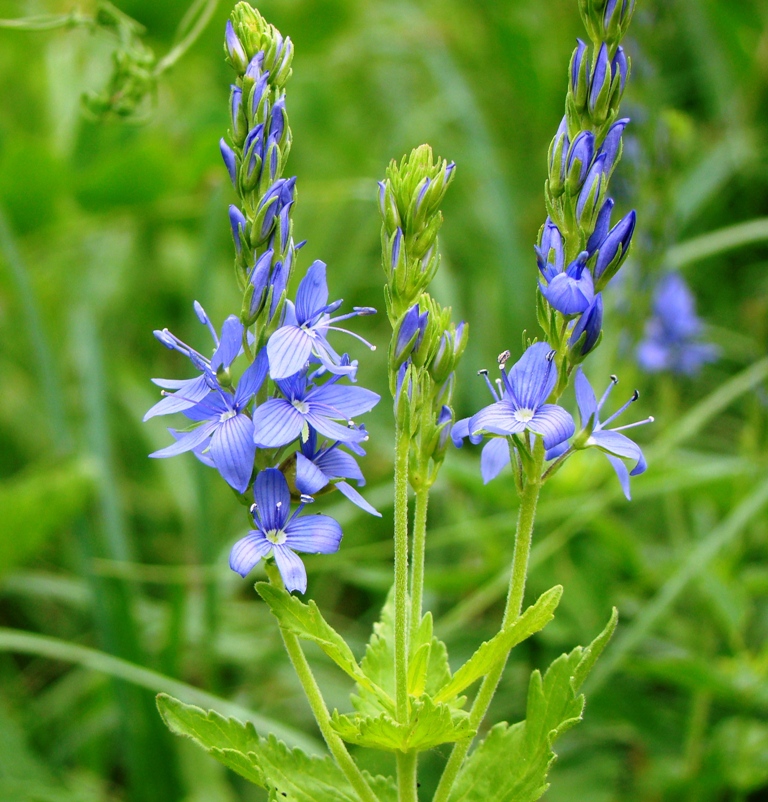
left=250, top=503, right=258, bottom=513
left=498, top=350, right=511, bottom=367
left=631, top=389, right=639, bottom=401
left=477, top=368, right=489, bottom=376
left=610, top=374, right=618, bottom=384
left=299, top=494, right=315, bottom=504
left=546, top=349, right=556, bottom=362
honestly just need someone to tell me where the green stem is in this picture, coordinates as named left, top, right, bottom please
left=397, top=750, right=419, bottom=802
left=394, top=427, right=411, bottom=723
left=268, top=570, right=378, bottom=802
left=153, top=0, right=219, bottom=76
left=433, top=440, right=545, bottom=802
left=409, top=483, right=430, bottom=642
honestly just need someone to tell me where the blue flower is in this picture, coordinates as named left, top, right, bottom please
left=252, top=370, right=380, bottom=448
left=539, top=250, right=595, bottom=316
left=393, top=303, right=429, bottom=365
left=229, top=205, right=247, bottom=253
left=566, top=131, right=595, bottom=191
left=225, top=21, right=247, bottom=72
left=636, top=273, right=718, bottom=376
left=569, top=293, right=603, bottom=356
left=229, top=469, right=342, bottom=593
left=266, top=260, right=376, bottom=379
left=573, top=368, right=652, bottom=499
left=466, top=342, right=574, bottom=450
left=144, top=303, right=247, bottom=421
left=220, top=139, right=237, bottom=187
left=294, top=429, right=380, bottom=517
left=150, top=351, right=268, bottom=493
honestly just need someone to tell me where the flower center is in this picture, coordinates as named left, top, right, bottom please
left=219, top=409, right=237, bottom=423
left=292, top=399, right=310, bottom=414
left=264, top=528, right=287, bottom=545
left=514, top=408, right=535, bottom=423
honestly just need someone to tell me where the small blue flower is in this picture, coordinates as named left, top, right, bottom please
left=252, top=370, right=380, bottom=448
left=637, top=273, right=718, bottom=376
left=573, top=368, right=652, bottom=499
left=144, top=304, right=247, bottom=421
left=466, top=342, right=575, bottom=450
left=267, top=260, right=376, bottom=379
left=229, top=469, right=342, bottom=593
left=150, top=351, right=268, bottom=493
left=576, top=153, right=607, bottom=224
left=256, top=178, right=295, bottom=244
left=594, top=210, right=635, bottom=284
left=535, top=218, right=565, bottom=279
left=540, top=251, right=594, bottom=316
left=295, top=429, right=380, bottom=517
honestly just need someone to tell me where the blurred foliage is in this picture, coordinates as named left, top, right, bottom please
left=1, top=0, right=768, bottom=800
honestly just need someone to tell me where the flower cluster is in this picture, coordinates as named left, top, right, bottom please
left=454, top=0, right=650, bottom=498
left=637, top=272, right=718, bottom=376
left=144, top=5, right=380, bottom=593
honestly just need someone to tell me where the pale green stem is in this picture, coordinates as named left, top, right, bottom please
left=397, top=750, right=419, bottom=802
left=409, top=483, right=430, bottom=643
left=433, top=440, right=545, bottom=802
left=394, top=427, right=411, bottom=723
left=0, top=12, right=92, bottom=31
left=268, top=569, right=378, bottom=802
left=154, top=0, right=219, bottom=76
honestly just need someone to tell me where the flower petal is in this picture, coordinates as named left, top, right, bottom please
left=273, top=545, right=308, bottom=593
left=314, top=448, right=364, bottom=484
left=542, top=272, right=594, bottom=316
left=481, top=438, right=511, bottom=484
left=168, top=429, right=215, bottom=467
left=209, top=413, right=255, bottom=492
left=528, top=404, right=575, bottom=450
left=149, top=421, right=217, bottom=458
left=295, top=260, right=329, bottom=324
left=469, top=401, right=527, bottom=438
left=334, top=481, right=381, bottom=516
left=574, top=368, right=598, bottom=429
left=305, top=408, right=368, bottom=443
left=267, top=325, right=314, bottom=380
left=295, top=452, right=329, bottom=494
left=589, top=429, right=644, bottom=471
left=229, top=531, right=271, bottom=577
left=508, top=342, right=557, bottom=410
left=212, top=316, right=244, bottom=369
left=284, top=514, right=343, bottom=553
left=605, top=453, right=631, bottom=500
left=252, top=399, right=304, bottom=447
left=254, top=468, right=291, bottom=531
left=143, top=375, right=211, bottom=421
left=235, top=347, right=269, bottom=407
left=308, top=384, right=381, bottom=418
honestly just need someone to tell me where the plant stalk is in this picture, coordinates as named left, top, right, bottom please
left=397, top=750, right=419, bottom=802
left=394, top=426, right=411, bottom=723
left=433, top=439, right=545, bottom=802
left=409, top=483, right=430, bottom=642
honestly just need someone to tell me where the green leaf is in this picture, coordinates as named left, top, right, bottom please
left=435, top=586, right=563, bottom=704
left=157, top=694, right=396, bottom=802
left=332, top=696, right=475, bottom=752
left=447, top=609, right=617, bottom=802
left=351, top=587, right=396, bottom=716
left=256, top=582, right=394, bottom=713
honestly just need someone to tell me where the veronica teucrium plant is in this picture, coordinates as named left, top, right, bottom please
left=150, top=2, right=649, bottom=800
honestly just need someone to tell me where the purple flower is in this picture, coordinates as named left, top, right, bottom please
left=589, top=43, right=611, bottom=116
left=466, top=342, right=574, bottom=450
left=252, top=370, right=379, bottom=448
left=599, top=118, right=629, bottom=175
left=220, top=139, right=237, bottom=187
left=576, top=153, right=607, bottom=225
left=393, top=303, right=429, bottom=364
left=229, top=469, right=342, bottom=593
left=295, top=429, right=380, bottom=517
left=266, top=260, right=376, bottom=379
left=566, top=131, right=595, bottom=191
left=225, top=21, right=248, bottom=72
left=540, top=251, right=594, bottom=316
left=144, top=304, right=247, bottom=421
left=150, top=352, right=268, bottom=492
left=569, top=293, right=603, bottom=356
left=574, top=369, right=652, bottom=499
left=229, top=205, right=247, bottom=253
left=594, top=210, right=636, bottom=286
left=535, top=218, right=565, bottom=279
left=637, top=273, right=718, bottom=375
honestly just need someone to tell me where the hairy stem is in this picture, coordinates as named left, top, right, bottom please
left=397, top=750, right=419, bottom=802
left=394, top=427, right=411, bottom=723
left=268, top=570, right=378, bottom=802
left=433, top=439, right=545, bottom=802
left=409, top=483, right=430, bottom=643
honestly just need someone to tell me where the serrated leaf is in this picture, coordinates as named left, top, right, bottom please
left=256, top=582, right=394, bottom=713
left=332, top=696, right=475, bottom=752
left=157, top=694, right=396, bottom=802
left=407, top=641, right=431, bottom=697
left=447, top=610, right=618, bottom=802
left=352, top=588, right=396, bottom=715
left=435, top=586, right=563, bottom=704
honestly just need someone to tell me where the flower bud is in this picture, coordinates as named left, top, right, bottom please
left=248, top=248, right=274, bottom=317
left=229, top=205, right=247, bottom=253
left=576, top=154, right=607, bottom=232
left=230, top=85, right=247, bottom=145
left=429, top=320, right=468, bottom=384
left=594, top=210, right=636, bottom=289
left=225, top=20, right=248, bottom=73
left=610, top=47, right=629, bottom=111
left=536, top=218, right=565, bottom=280
left=604, top=0, right=635, bottom=42
left=586, top=197, right=614, bottom=254
left=269, top=94, right=288, bottom=146
left=588, top=43, right=612, bottom=122
left=599, top=118, right=629, bottom=176
left=242, top=124, right=265, bottom=189
left=220, top=138, right=237, bottom=188
left=569, top=39, right=589, bottom=113
left=248, top=72, right=270, bottom=124
left=569, top=293, right=603, bottom=359
left=378, top=181, right=402, bottom=231
left=566, top=131, right=595, bottom=193
left=540, top=251, right=594, bottom=316
left=547, top=117, right=570, bottom=197
left=392, top=304, right=429, bottom=367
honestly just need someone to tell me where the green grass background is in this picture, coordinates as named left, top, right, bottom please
left=1, top=0, right=768, bottom=799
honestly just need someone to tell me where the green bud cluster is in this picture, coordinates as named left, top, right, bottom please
left=578, top=0, right=636, bottom=48
left=227, top=4, right=293, bottom=87
left=379, top=144, right=455, bottom=322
